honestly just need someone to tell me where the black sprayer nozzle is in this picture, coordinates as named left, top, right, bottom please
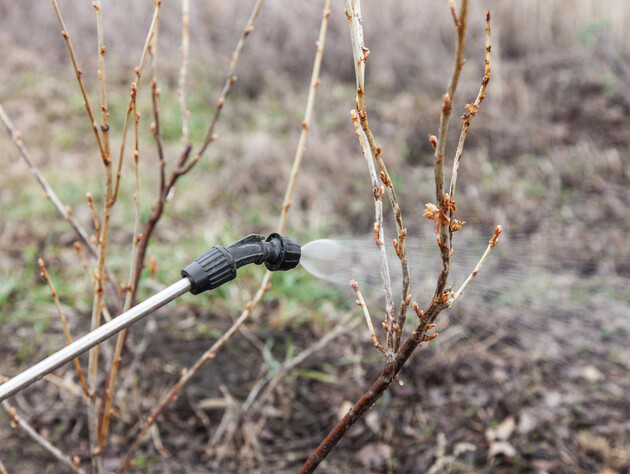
left=181, top=233, right=301, bottom=295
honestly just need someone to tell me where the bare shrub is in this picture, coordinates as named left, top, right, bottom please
left=3, top=0, right=627, bottom=472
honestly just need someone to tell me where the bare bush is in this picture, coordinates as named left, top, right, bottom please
left=0, top=0, right=501, bottom=470
left=2, top=0, right=629, bottom=472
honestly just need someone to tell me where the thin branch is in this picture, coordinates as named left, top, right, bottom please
left=449, top=11, right=492, bottom=204
left=344, top=0, right=410, bottom=351
left=350, top=280, right=386, bottom=354
left=51, top=0, right=106, bottom=161
left=86, top=193, right=101, bottom=242
left=242, top=310, right=360, bottom=420
left=0, top=105, right=91, bottom=257
left=86, top=1, right=114, bottom=466
left=278, top=0, right=331, bottom=233
left=299, top=323, right=426, bottom=474
left=98, top=79, right=145, bottom=451
left=300, top=292, right=452, bottom=474
left=178, top=0, right=191, bottom=145
left=344, top=0, right=365, bottom=95
left=2, top=401, right=84, bottom=473
left=38, top=259, right=90, bottom=397
left=150, top=26, right=166, bottom=198
left=87, top=2, right=162, bottom=459
left=0, top=105, right=120, bottom=305
left=198, top=0, right=264, bottom=160
left=351, top=109, right=395, bottom=359
left=449, top=225, right=501, bottom=305
left=86, top=0, right=161, bottom=464
left=432, top=0, right=469, bottom=303
left=93, top=0, right=110, bottom=146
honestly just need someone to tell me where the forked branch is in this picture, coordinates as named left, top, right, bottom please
left=432, top=0, right=469, bottom=303
left=130, top=0, right=264, bottom=304
left=344, top=0, right=410, bottom=352
left=51, top=0, right=106, bottom=162
left=2, top=400, right=84, bottom=473
left=300, top=4, right=497, bottom=472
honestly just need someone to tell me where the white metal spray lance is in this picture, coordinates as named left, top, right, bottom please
left=0, top=233, right=301, bottom=402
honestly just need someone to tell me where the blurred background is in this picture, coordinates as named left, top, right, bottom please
left=0, top=1, right=629, bottom=472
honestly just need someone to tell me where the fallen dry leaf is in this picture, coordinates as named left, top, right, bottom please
left=355, top=442, right=393, bottom=469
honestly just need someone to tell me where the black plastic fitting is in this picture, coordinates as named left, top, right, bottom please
left=181, top=233, right=301, bottom=295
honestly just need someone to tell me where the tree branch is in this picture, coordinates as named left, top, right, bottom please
left=2, top=400, right=84, bottom=473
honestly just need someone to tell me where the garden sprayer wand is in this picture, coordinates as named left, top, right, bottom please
left=0, top=233, right=300, bottom=402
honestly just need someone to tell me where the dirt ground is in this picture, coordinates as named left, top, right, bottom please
left=0, top=1, right=629, bottom=473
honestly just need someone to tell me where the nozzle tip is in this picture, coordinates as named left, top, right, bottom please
left=265, top=233, right=301, bottom=271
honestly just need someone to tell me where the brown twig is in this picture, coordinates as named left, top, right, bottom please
left=86, top=0, right=113, bottom=466
left=84, top=1, right=161, bottom=467
left=449, top=11, right=492, bottom=205
left=278, top=0, right=331, bottom=232
left=2, top=400, right=84, bottom=473
left=301, top=294, right=453, bottom=474
left=299, top=323, right=434, bottom=474
left=86, top=193, right=101, bottom=242
left=432, top=0, right=468, bottom=304
left=47, top=1, right=124, bottom=312
left=449, top=225, right=502, bottom=305
left=350, top=280, right=386, bottom=354
left=119, top=1, right=332, bottom=469
left=98, top=75, right=145, bottom=451
left=51, top=0, right=105, bottom=161
left=93, top=0, right=110, bottom=163
left=38, top=259, right=90, bottom=397
left=150, top=28, right=166, bottom=198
